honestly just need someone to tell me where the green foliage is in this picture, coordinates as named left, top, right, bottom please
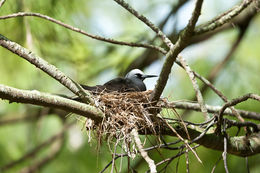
left=0, top=0, right=260, bottom=172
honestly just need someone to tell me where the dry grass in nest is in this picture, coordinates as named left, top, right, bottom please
left=85, top=90, right=163, bottom=149
left=81, top=90, right=195, bottom=162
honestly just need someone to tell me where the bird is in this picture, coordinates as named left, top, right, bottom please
left=81, top=69, right=157, bottom=93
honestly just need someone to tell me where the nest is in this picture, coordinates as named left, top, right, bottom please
left=86, top=90, right=163, bottom=145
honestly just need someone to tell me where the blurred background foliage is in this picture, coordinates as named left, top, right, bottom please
left=0, top=0, right=260, bottom=172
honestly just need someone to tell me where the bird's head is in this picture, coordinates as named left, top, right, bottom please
left=125, top=69, right=157, bottom=81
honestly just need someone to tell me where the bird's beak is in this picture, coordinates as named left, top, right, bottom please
left=143, top=74, right=158, bottom=78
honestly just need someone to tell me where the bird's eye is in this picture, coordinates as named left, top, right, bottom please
left=135, top=73, right=142, bottom=78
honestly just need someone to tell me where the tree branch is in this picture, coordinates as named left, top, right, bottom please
left=0, top=0, right=6, bottom=8
left=151, top=0, right=204, bottom=101
left=158, top=0, right=188, bottom=30
left=194, top=0, right=254, bottom=35
left=178, top=56, right=209, bottom=120
left=0, top=12, right=166, bottom=54
left=178, top=25, right=251, bottom=120
left=140, top=123, right=260, bottom=157
left=194, top=68, right=248, bottom=126
left=113, top=0, right=173, bottom=49
left=162, top=100, right=260, bottom=121
left=217, top=93, right=260, bottom=132
left=131, top=129, right=157, bottom=173
left=125, top=0, right=259, bottom=73
left=0, top=84, right=104, bottom=122
left=0, top=34, right=93, bottom=103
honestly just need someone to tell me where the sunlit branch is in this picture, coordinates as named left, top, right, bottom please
left=163, top=100, right=260, bottom=121
left=178, top=56, right=209, bottom=120
left=151, top=0, right=204, bottom=101
left=194, top=0, right=253, bottom=35
left=0, top=34, right=93, bottom=103
left=0, top=84, right=104, bottom=122
left=0, top=0, right=6, bottom=8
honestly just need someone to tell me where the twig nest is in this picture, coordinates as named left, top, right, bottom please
left=89, top=90, right=162, bottom=140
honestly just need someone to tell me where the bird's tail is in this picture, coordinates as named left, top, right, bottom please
left=80, top=84, right=97, bottom=91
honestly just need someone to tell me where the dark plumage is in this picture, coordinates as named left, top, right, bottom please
left=81, top=69, right=157, bottom=93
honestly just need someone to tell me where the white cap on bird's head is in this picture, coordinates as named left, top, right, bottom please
left=125, top=69, right=157, bottom=81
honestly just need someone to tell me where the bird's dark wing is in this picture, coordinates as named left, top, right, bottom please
left=80, top=77, right=145, bottom=93
left=103, top=77, right=144, bottom=92
left=80, top=79, right=130, bottom=93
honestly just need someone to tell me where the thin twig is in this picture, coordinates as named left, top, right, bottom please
left=144, top=140, right=182, bottom=151
left=193, top=71, right=245, bottom=123
left=164, top=115, right=215, bottom=126
left=196, top=21, right=252, bottom=124
left=158, top=0, right=188, bottom=29
left=222, top=119, right=229, bottom=173
left=162, top=100, right=260, bottom=121
left=156, top=145, right=200, bottom=167
left=190, top=119, right=216, bottom=144
left=139, top=122, right=260, bottom=157
left=102, top=140, right=182, bottom=173
left=211, top=156, right=222, bottom=173
left=131, top=128, right=157, bottom=173
left=161, top=118, right=202, bottom=164
left=178, top=25, right=250, bottom=120
left=185, top=149, right=190, bottom=173
left=191, top=25, right=250, bottom=123
left=113, top=0, right=173, bottom=48
left=156, top=149, right=182, bottom=173
left=176, top=150, right=181, bottom=173
left=111, top=139, right=119, bottom=173
left=217, top=93, right=260, bottom=132
left=0, top=12, right=166, bottom=54
left=194, top=0, right=253, bottom=35
left=100, top=155, right=121, bottom=173
left=178, top=56, right=209, bottom=120
left=245, top=157, right=250, bottom=173
left=225, top=119, right=259, bottom=132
